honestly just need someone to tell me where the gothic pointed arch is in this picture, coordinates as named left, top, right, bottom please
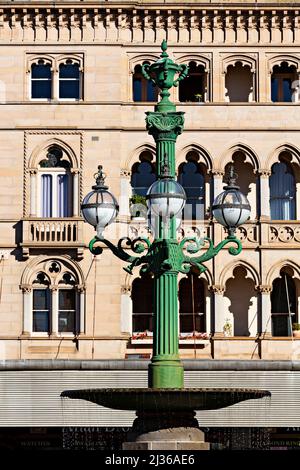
left=219, top=259, right=260, bottom=289
left=266, top=144, right=300, bottom=170
left=28, top=138, right=79, bottom=170
left=266, top=260, right=300, bottom=286
left=219, top=143, right=259, bottom=173
left=178, top=144, right=213, bottom=171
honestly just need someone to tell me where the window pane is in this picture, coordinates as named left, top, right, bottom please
left=271, top=78, right=279, bottom=102
left=133, top=314, right=153, bottom=332
left=59, top=311, right=75, bottom=333
left=32, top=80, right=51, bottom=99
left=180, top=315, right=202, bottom=333
left=283, top=79, right=292, bottom=102
left=33, top=311, right=49, bottom=332
left=147, top=81, right=156, bottom=101
left=131, top=161, right=156, bottom=196
left=59, top=80, right=80, bottom=99
left=57, top=174, right=70, bottom=217
left=59, top=289, right=75, bottom=310
left=33, top=289, right=50, bottom=310
left=32, top=63, right=51, bottom=79
left=59, top=63, right=80, bottom=79
left=41, top=174, right=52, bottom=217
left=133, top=78, right=142, bottom=102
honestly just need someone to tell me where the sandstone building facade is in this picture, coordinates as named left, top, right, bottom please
left=0, top=0, right=300, bottom=445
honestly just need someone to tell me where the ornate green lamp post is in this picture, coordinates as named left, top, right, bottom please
left=81, top=41, right=251, bottom=390
left=63, top=42, right=270, bottom=450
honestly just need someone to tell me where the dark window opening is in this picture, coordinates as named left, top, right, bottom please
left=131, top=151, right=156, bottom=197
left=179, top=274, right=205, bottom=333
left=59, top=60, right=80, bottom=100
left=271, top=62, right=297, bottom=102
left=132, top=275, right=154, bottom=333
left=271, top=271, right=296, bottom=337
left=31, top=60, right=52, bottom=99
left=33, top=288, right=50, bottom=332
left=179, top=62, right=206, bottom=102
left=58, top=289, right=76, bottom=333
left=133, top=63, right=158, bottom=102
left=178, top=152, right=205, bottom=220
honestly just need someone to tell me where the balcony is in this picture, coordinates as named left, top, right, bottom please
left=21, top=217, right=85, bottom=259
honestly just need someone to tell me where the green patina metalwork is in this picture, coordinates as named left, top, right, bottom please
left=88, top=41, right=243, bottom=389
left=141, top=39, right=189, bottom=113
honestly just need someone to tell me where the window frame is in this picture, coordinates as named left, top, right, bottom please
left=57, top=60, right=82, bottom=102
left=30, top=59, right=53, bottom=102
left=37, top=167, right=73, bottom=218
left=28, top=55, right=84, bottom=102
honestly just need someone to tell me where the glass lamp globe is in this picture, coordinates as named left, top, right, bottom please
left=212, top=166, right=251, bottom=235
left=146, top=178, right=186, bottom=219
left=81, top=166, right=119, bottom=238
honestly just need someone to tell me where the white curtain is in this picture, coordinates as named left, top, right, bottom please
left=270, top=162, right=295, bottom=220
left=41, top=174, right=52, bottom=217
left=57, top=174, right=69, bottom=217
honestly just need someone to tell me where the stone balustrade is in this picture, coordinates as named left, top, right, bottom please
left=21, top=217, right=84, bottom=258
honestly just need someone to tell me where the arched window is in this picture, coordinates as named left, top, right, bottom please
left=224, top=152, right=257, bottom=219
left=133, top=63, right=158, bottom=102
left=269, top=157, right=296, bottom=220
left=31, top=59, right=52, bottom=99
left=59, top=59, right=81, bottom=100
left=271, top=269, right=296, bottom=336
left=224, top=266, right=257, bottom=337
left=178, top=152, right=205, bottom=220
left=132, top=274, right=154, bottom=333
left=30, top=261, right=80, bottom=335
left=32, top=272, right=50, bottom=332
left=271, top=62, right=297, bottom=102
left=225, top=62, right=254, bottom=102
left=179, top=62, right=207, bottom=102
left=38, top=146, right=72, bottom=218
left=179, top=274, right=205, bottom=333
left=131, top=151, right=156, bottom=197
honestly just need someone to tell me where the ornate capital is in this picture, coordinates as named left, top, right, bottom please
left=146, top=112, right=185, bottom=140
left=257, top=285, right=272, bottom=294
left=210, top=284, right=225, bottom=295
left=211, top=169, right=224, bottom=177
left=258, top=169, right=271, bottom=177
left=120, top=168, right=131, bottom=178
left=21, top=286, right=32, bottom=294
left=121, top=285, right=131, bottom=295
left=29, top=169, right=38, bottom=175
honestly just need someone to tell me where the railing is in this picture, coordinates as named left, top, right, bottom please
left=21, top=218, right=84, bottom=258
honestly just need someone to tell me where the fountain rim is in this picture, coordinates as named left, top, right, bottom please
left=61, top=387, right=271, bottom=397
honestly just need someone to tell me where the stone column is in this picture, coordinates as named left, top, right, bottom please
left=119, top=169, right=131, bottom=218
left=258, top=169, right=271, bottom=220
left=211, top=285, right=226, bottom=337
left=212, top=169, right=224, bottom=200
left=79, top=287, right=85, bottom=334
left=51, top=286, right=59, bottom=335
left=258, top=285, right=272, bottom=337
left=52, top=66, right=59, bottom=101
left=205, top=288, right=211, bottom=334
left=29, top=169, right=37, bottom=217
left=72, top=169, right=80, bottom=217
left=22, top=287, right=32, bottom=335
left=120, top=285, right=132, bottom=334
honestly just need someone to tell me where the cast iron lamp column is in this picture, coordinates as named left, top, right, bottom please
left=81, top=41, right=251, bottom=390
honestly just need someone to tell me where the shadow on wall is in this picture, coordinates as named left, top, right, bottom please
left=225, top=62, right=253, bottom=102
left=225, top=266, right=257, bottom=337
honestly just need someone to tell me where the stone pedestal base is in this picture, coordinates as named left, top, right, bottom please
left=122, top=410, right=210, bottom=451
